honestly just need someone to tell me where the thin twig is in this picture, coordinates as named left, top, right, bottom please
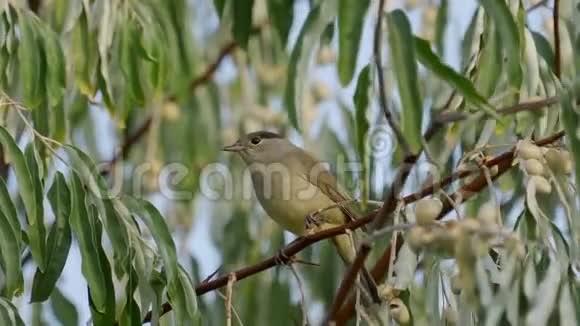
left=289, top=264, right=310, bottom=326
left=202, top=265, right=223, bottom=283
left=553, top=0, right=561, bottom=78
left=370, top=223, right=414, bottom=240
left=226, top=273, right=237, bottom=326
left=371, top=153, right=418, bottom=230
left=217, top=289, right=244, bottom=326
left=434, top=95, right=560, bottom=124
left=373, top=0, right=410, bottom=157
left=526, top=0, right=548, bottom=13
left=100, top=117, right=152, bottom=175
left=496, top=96, right=559, bottom=115
left=190, top=41, right=237, bottom=92
left=324, top=242, right=372, bottom=324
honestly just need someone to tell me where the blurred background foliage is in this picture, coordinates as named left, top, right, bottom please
left=0, top=0, right=578, bottom=325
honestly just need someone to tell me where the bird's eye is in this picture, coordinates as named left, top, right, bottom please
left=250, top=137, right=261, bottom=145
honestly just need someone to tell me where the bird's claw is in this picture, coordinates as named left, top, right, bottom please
left=274, top=249, right=292, bottom=266
left=305, top=213, right=321, bottom=234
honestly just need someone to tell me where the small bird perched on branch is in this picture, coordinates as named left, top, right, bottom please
left=223, top=130, right=380, bottom=304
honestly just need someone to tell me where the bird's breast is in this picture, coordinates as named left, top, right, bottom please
left=250, top=170, right=343, bottom=235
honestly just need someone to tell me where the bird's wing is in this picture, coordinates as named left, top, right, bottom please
left=288, top=149, right=360, bottom=224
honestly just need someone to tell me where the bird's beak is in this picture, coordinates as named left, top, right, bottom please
left=222, top=142, right=244, bottom=152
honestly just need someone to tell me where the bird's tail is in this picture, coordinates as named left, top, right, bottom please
left=331, top=232, right=381, bottom=304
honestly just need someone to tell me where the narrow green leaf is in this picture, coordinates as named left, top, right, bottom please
left=479, top=0, right=522, bottom=90
left=24, top=144, right=47, bottom=264
left=68, top=172, right=109, bottom=313
left=0, top=127, right=45, bottom=270
left=386, top=10, right=423, bottom=153
left=178, top=266, right=197, bottom=318
left=31, top=172, right=72, bottom=302
left=139, top=19, right=167, bottom=94
left=0, top=44, right=9, bottom=89
left=125, top=198, right=178, bottom=281
left=267, top=0, right=293, bottom=45
left=475, top=18, right=502, bottom=98
left=0, top=177, right=20, bottom=250
left=40, top=27, right=66, bottom=106
left=17, top=10, right=41, bottom=108
left=284, top=0, right=337, bottom=130
left=116, top=264, right=141, bottom=326
left=531, top=31, right=555, bottom=72
left=97, top=0, right=117, bottom=113
left=0, top=297, right=25, bottom=326
left=62, top=145, right=110, bottom=199
left=460, top=8, right=484, bottom=70
left=149, top=270, right=166, bottom=324
left=232, top=0, right=253, bottom=49
left=522, top=30, right=541, bottom=99
left=434, top=0, right=448, bottom=56
left=414, top=37, right=492, bottom=111
left=50, top=288, right=79, bottom=326
left=168, top=265, right=198, bottom=324
left=125, top=198, right=198, bottom=323
left=320, top=22, right=335, bottom=45
left=213, top=0, right=226, bottom=18
left=49, top=100, right=66, bottom=143
left=0, top=208, right=23, bottom=298
left=71, top=1, right=95, bottom=96
left=88, top=210, right=115, bottom=326
left=337, top=0, right=370, bottom=85
left=118, top=293, right=141, bottom=326
left=353, top=65, right=370, bottom=206
left=100, top=200, right=130, bottom=271
left=120, top=20, right=145, bottom=105
left=560, top=88, right=580, bottom=189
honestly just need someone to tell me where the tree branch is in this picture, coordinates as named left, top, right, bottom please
left=333, top=238, right=402, bottom=325
left=553, top=0, right=561, bottom=78
left=324, top=242, right=372, bottom=324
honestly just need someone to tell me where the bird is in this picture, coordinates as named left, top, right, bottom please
left=223, top=130, right=380, bottom=303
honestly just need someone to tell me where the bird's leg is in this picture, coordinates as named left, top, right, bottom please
left=305, top=212, right=323, bottom=235
left=305, top=199, right=357, bottom=235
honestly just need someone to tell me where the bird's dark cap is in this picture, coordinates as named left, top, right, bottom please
left=246, top=130, right=282, bottom=139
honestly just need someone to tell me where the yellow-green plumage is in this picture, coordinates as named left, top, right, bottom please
left=249, top=146, right=359, bottom=263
